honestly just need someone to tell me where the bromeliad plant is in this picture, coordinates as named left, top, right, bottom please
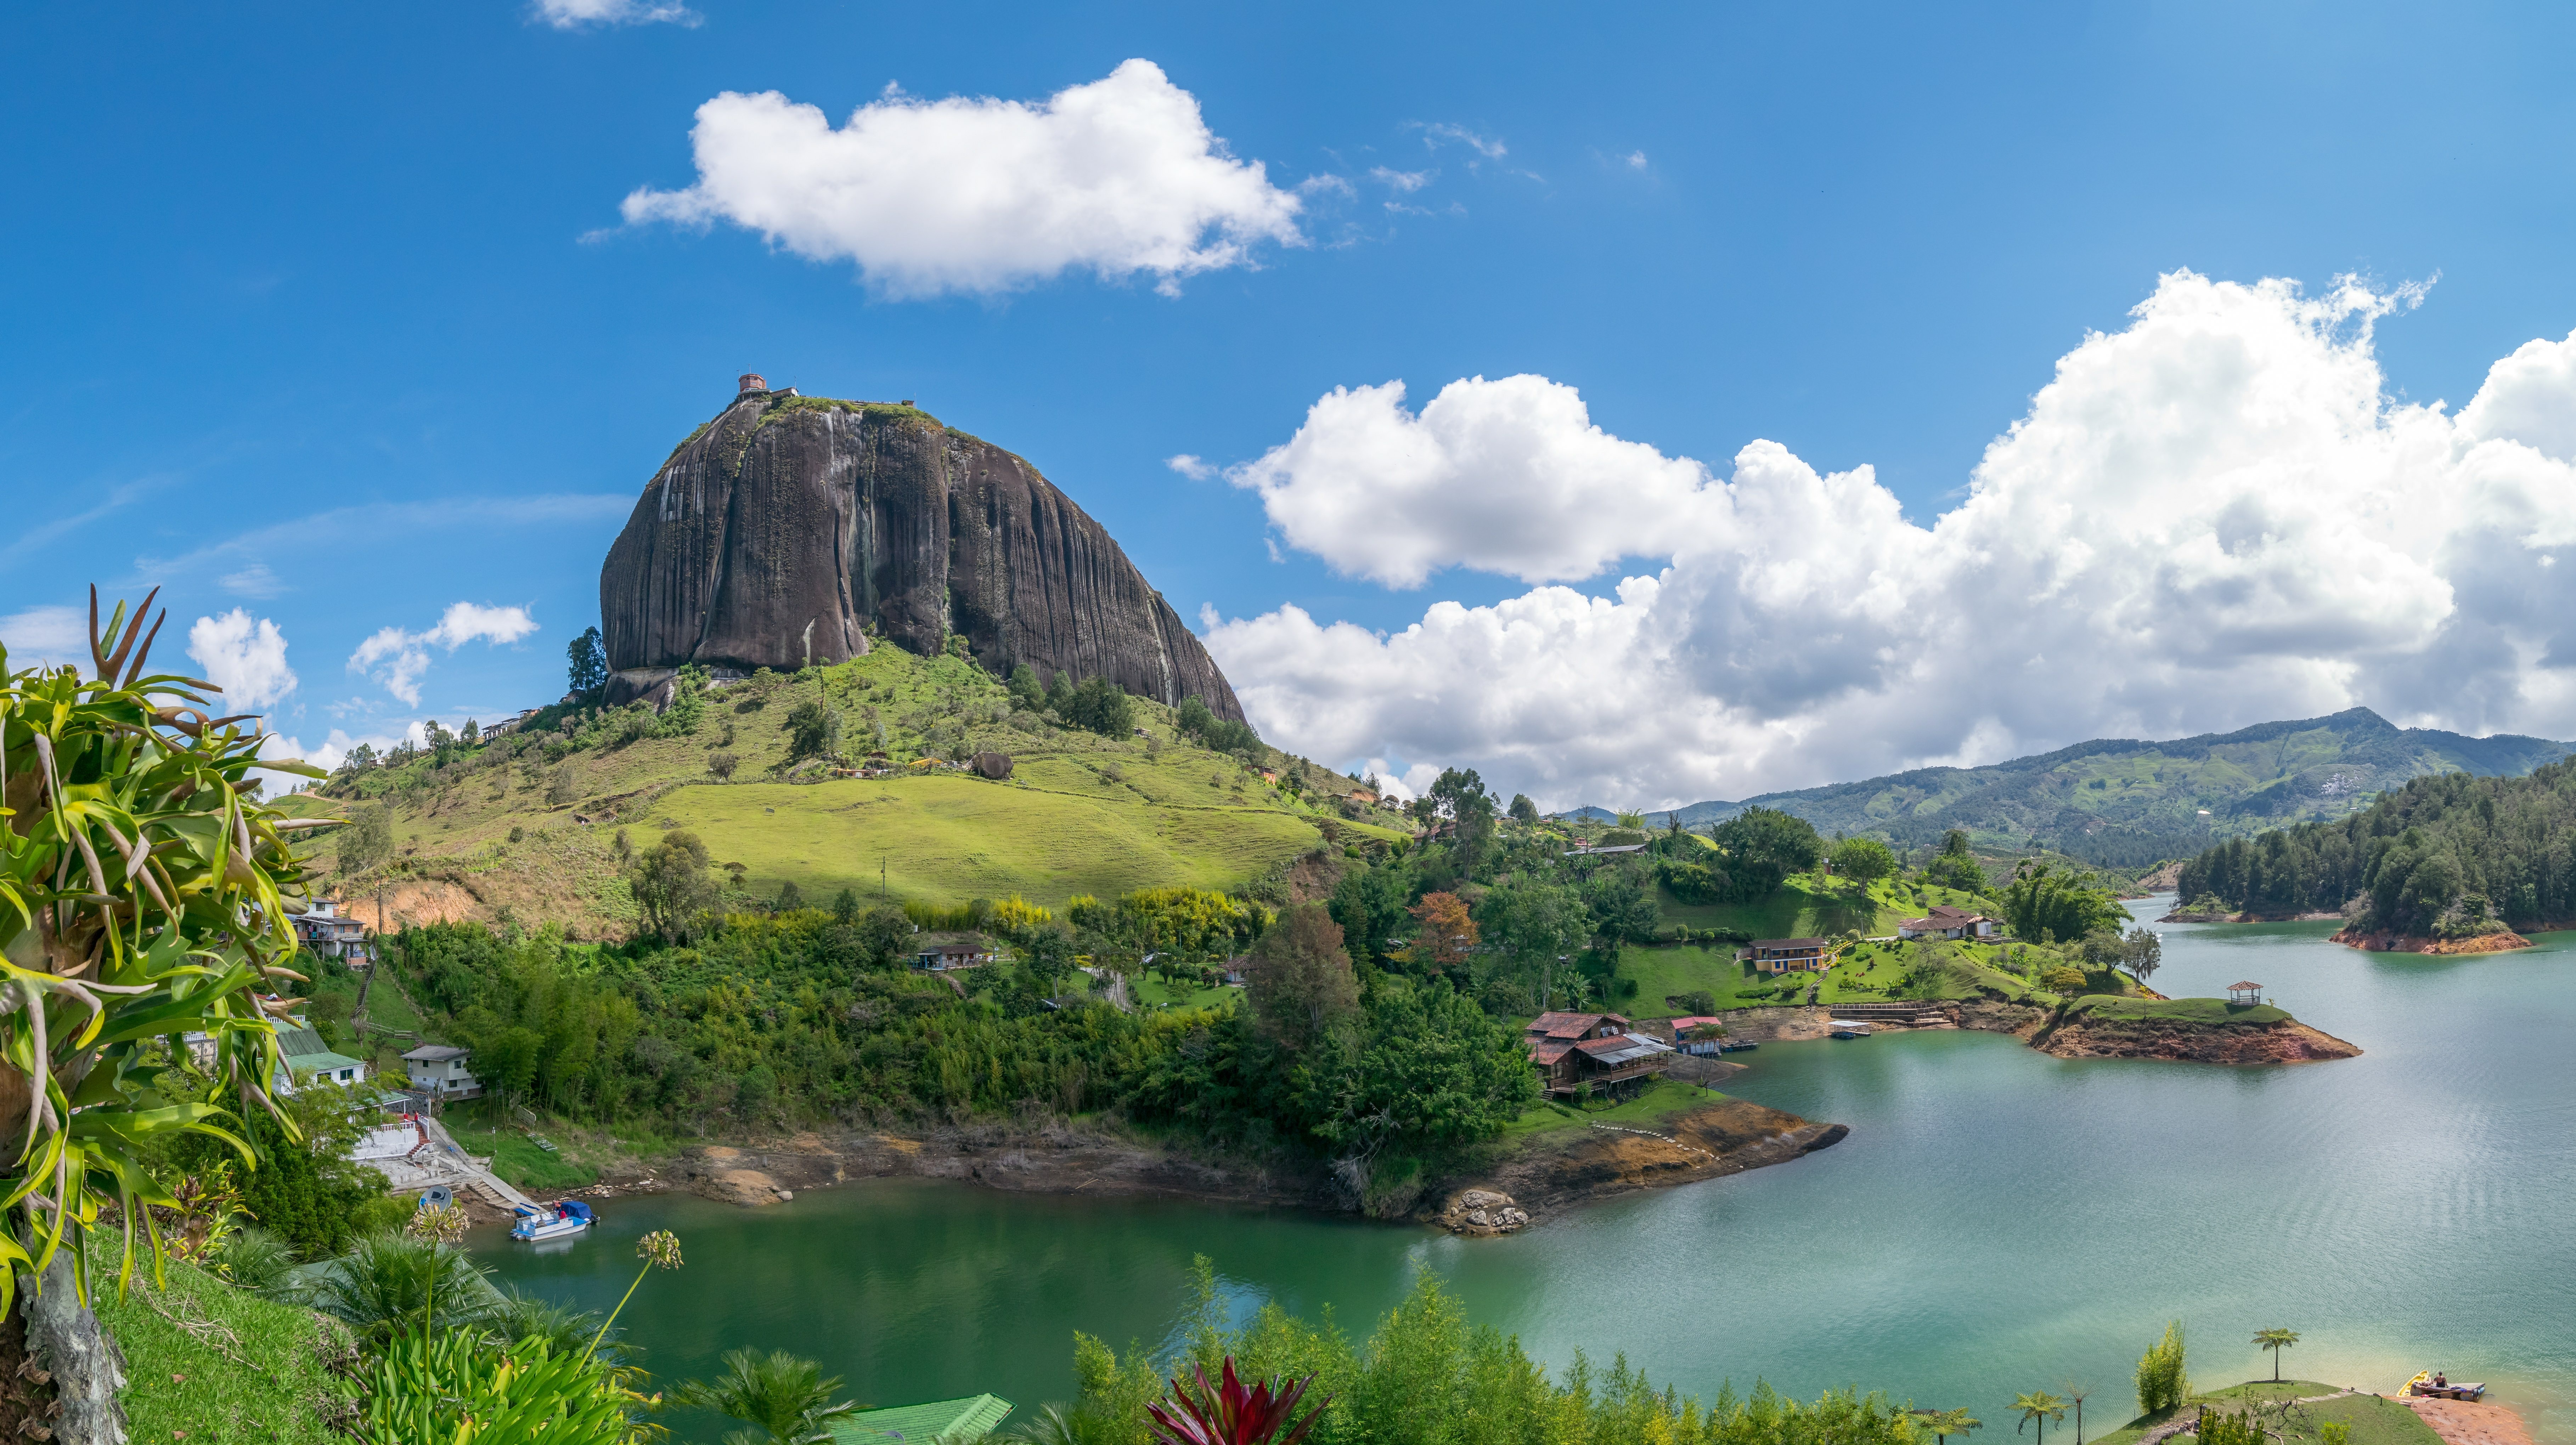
left=0, top=588, right=321, bottom=1311
left=1146, top=1360, right=1328, bottom=1445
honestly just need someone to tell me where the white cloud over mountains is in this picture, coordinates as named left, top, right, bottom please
left=1204, top=271, right=2576, bottom=811
left=621, top=60, right=1304, bottom=298
left=349, top=602, right=540, bottom=706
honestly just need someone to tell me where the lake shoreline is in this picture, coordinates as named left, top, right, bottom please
left=506, top=1090, right=1849, bottom=1234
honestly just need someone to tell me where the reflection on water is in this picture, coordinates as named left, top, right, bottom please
left=481, top=899, right=2576, bottom=1443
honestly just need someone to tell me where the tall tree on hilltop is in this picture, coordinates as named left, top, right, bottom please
left=567, top=625, right=607, bottom=699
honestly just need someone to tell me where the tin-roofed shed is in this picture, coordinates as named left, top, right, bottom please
left=832, top=1394, right=1014, bottom=1445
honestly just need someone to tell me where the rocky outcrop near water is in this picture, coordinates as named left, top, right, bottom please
left=2330, top=926, right=2532, bottom=954
left=2029, top=1004, right=2361, bottom=1063
left=601, top=376, right=1244, bottom=719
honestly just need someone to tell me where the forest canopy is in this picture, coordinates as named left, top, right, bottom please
left=2174, top=761, right=2576, bottom=936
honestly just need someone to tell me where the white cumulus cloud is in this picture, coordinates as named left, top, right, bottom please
left=349, top=603, right=540, bottom=706
left=1166, top=454, right=1217, bottom=480
left=1228, top=374, right=1714, bottom=587
left=187, top=609, right=299, bottom=710
left=0, top=605, right=91, bottom=673
left=534, top=0, right=698, bottom=28
left=620, top=60, right=1304, bottom=298
left=1205, top=271, right=2576, bottom=811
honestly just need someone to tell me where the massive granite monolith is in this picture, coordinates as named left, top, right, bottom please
left=600, top=376, right=1245, bottom=720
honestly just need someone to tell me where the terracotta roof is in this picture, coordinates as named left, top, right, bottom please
left=1529, top=1039, right=1577, bottom=1064
left=2229, top=981, right=2262, bottom=991
left=1669, top=1016, right=1726, bottom=1032
left=1526, top=1010, right=1630, bottom=1038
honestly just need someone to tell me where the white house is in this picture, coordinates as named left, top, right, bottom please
left=273, top=1025, right=368, bottom=1095
left=1898, top=905, right=2001, bottom=942
left=402, top=1044, right=483, bottom=1100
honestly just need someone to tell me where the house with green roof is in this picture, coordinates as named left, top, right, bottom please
left=830, top=1394, right=1013, bottom=1445
left=272, top=1024, right=369, bottom=1095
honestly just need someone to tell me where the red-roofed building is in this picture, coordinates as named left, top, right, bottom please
left=1898, top=906, right=1999, bottom=942
left=1524, top=1012, right=1673, bottom=1098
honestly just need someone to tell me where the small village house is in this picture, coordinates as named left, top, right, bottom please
left=913, top=932, right=1003, bottom=971
left=1897, top=905, right=1999, bottom=942
left=1743, top=937, right=1838, bottom=973
left=1524, top=1011, right=1675, bottom=1098
left=289, top=898, right=374, bottom=965
left=272, top=1025, right=369, bottom=1094
left=402, top=1043, right=483, bottom=1100
left=1667, top=1015, right=1730, bottom=1056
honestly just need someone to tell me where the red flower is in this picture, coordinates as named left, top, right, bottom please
left=1146, top=1359, right=1328, bottom=1445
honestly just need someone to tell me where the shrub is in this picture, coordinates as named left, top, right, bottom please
left=2135, top=1320, right=2190, bottom=1415
left=358, top=1328, right=648, bottom=1444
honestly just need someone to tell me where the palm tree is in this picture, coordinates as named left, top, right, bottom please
left=2015, top=1392, right=2067, bottom=1445
left=290, top=1232, right=497, bottom=1345
left=2060, top=1381, right=2095, bottom=1445
left=1919, top=1407, right=1983, bottom=1445
left=680, top=1348, right=863, bottom=1445
left=2253, top=1329, right=2300, bottom=1383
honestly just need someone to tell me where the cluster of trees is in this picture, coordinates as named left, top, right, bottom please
left=2174, top=763, right=2576, bottom=935
left=1655, top=808, right=1825, bottom=904
left=1130, top=904, right=1537, bottom=1210
left=1996, top=860, right=2132, bottom=944
left=1073, top=1265, right=1932, bottom=1445
left=1176, top=694, right=1262, bottom=755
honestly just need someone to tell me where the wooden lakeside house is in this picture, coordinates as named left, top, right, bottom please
left=1525, top=1011, right=1675, bottom=1098
left=1896, top=905, right=1999, bottom=942
left=1742, top=937, right=1838, bottom=973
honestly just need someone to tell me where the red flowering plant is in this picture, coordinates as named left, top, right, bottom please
left=1147, top=1359, right=1328, bottom=1445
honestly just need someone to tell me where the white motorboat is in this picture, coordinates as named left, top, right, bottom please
left=511, top=1198, right=594, bottom=1242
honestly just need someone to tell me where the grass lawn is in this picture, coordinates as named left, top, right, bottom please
left=2064, top=996, right=2289, bottom=1025
left=1500, top=1078, right=1721, bottom=1139
left=1619, top=934, right=2059, bottom=1020
left=443, top=1107, right=604, bottom=1190
left=97, top=1260, right=359, bottom=1444
left=1650, top=874, right=1994, bottom=940
left=1132, top=976, right=1240, bottom=1011
left=2089, top=1382, right=2440, bottom=1445
left=658, top=769, right=1333, bottom=910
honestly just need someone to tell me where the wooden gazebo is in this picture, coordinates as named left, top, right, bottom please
left=2227, top=980, right=2264, bottom=1005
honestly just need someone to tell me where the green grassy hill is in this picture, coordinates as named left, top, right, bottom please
left=285, top=643, right=1403, bottom=933
left=1605, top=707, right=2572, bottom=868
left=2087, top=1382, right=2440, bottom=1445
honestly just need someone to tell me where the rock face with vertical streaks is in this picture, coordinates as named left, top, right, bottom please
left=599, top=377, right=1244, bottom=719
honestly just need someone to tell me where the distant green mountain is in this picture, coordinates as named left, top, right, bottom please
left=1579, top=708, right=2574, bottom=867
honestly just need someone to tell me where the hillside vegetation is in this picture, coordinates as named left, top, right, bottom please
left=1603, top=707, right=2570, bottom=868
left=2176, top=758, right=2576, bottom=936
left=288, top=641, right=1400, bottom=931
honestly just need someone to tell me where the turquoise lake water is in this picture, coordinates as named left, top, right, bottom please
left=478, top=900, right=2576, bottom=1441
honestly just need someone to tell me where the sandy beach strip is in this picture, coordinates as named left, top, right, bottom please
left=2395, top=1396, right=2537, bottom=1445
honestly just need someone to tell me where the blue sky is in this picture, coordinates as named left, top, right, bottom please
left=8, top=2, right=2576, bottom=807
